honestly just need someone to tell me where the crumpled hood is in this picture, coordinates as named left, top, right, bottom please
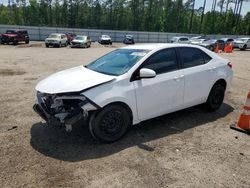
left=36, top=66, right=115, bottom=94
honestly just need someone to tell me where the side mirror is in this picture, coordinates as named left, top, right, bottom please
left=139, top=68, right=156, bottom=79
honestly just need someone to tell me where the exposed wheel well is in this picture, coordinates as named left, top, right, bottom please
left=213, top=79, right=227, bottom=90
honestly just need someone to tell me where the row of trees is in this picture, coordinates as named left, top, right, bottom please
left=0, top=0, right=250, bottom=35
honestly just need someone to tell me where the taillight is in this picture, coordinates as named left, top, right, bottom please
left=227, top=62, right=232, bottom=68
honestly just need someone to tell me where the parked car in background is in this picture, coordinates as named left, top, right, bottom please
left=190, top=36, right=210, bottom=45
left=98, top=35, right=112, bottom=45
left=33, top=43, right=233, bottom=142
left=200, top=39, right=225, bottom=51
left=65, top=33, right=76, bottom=45
left=123, top=35, right=135, bottom=44
left=0, top=30, right=29, bottom=45
left=233, top=38, right=250, bottom=50
left=70, top=35, right=91, bottom=48
left=220, top=38, right=234, bottom=45
left=170, top=36, right=190, bottom=44
left=45, top=33, right=68, bottom=48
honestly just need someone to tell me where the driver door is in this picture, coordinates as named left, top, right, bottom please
left=132, top=48, right=184, bottom=121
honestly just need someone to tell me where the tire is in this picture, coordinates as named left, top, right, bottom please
left=110, top=42, right=112, bottom=45
left=25, top=39, right=29, bottom=44
left=58, top=42, right=61, bottom=48
left=89, top=104, right=131, bottom=143
left=45, top=44, right=49, bottom=48
left=204, top=84, right=225, bottom=112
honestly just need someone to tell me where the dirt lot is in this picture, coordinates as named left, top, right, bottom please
left=0, top=42, right=249, bottom=188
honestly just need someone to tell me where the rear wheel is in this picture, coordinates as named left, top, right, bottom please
left=25, top=39, right=29, bottom=44
left=89, top=104, right=131, bottom=143
left=204, top=84, right=225, bottom=112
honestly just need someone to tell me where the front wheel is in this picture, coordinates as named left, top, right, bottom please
left=204, top=84, right=225, bottom=112
left=89, top=104, right=131, bottom=143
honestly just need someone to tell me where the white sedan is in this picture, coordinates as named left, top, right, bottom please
left=33, top=44, right=233, bottom=142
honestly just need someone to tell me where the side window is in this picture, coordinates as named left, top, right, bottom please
left=179, top=47, right=205, bottom=68
left=143, top=48, right=178, bottom=74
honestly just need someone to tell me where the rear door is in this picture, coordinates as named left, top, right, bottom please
left=133, top=48, right=184, bottom=121
left=177, top=47, right=216, bottom=108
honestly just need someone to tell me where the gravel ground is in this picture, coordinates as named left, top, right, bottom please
left=0, top=42, right=250, bottom=188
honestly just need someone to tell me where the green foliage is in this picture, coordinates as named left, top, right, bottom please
left=0, top=0, right=249, bottom=35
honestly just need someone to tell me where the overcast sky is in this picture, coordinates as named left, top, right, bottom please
left=0, top=0, right=249, bottom=15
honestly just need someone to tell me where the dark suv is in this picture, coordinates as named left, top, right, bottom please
left=123, top=35, right=135, bottom=44
left=1, top=30, right=30, bottom=45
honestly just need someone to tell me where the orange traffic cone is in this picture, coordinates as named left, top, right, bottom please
left=224, top=43, right=229, bottom=53
left=228, top=42, right=233, bottom=53
left=230, top=91, right=250, bottom=134
left=225, top=42, right=233, bottom=53
left=214, top=43, right=219, bottom=53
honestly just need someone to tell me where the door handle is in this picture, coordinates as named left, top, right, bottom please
left=173, top=76, right=179, bottom=80
left=173, top=75, right=184, bottom=81
left=179, top=75, right=184, bottom=79
left=208, top=67, right=216, bottom=71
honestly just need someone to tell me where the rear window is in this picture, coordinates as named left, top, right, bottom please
left=6, top=30, right=17, bottom=34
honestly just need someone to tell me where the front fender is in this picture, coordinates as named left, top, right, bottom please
left=82, top=79, right=140, bottom=124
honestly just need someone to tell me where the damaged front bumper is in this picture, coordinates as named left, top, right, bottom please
left=33, top=92, right=99, bottom=131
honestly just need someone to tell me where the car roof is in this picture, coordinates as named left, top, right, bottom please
left=50, top=33, right=65, bottom=35
left=76, top=35, right=87, bottom=37
left=122, top=43, right=204, bottom=50
left=172, top=36, right=189, bottom=39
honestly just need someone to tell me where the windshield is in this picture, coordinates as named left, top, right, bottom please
left=125, top=35, right=133, bottom=38
left=6, top=30, right=17, bottom=34
left=48, top=34, right=60, bottom=39
left=102, top=35, right=110, bottom=38
left=75, top=36, right=86, bottom=40
left=86, top=49, right=150, bottom=76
